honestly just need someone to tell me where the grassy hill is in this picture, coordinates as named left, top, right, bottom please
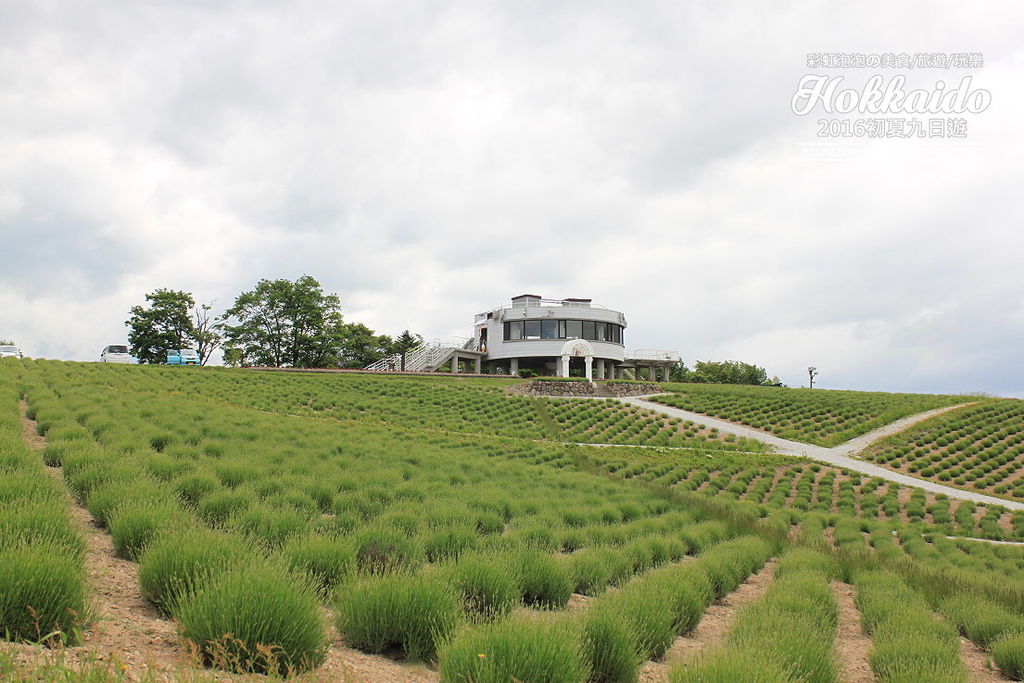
left=655, top=382, right=969, bottom=446
left=3, top=358, right=1024, bottom=682
left=863, top=399, right=1024, bottom=501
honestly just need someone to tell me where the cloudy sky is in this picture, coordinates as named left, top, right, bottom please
left=1, top=1, right=1022, bottom=396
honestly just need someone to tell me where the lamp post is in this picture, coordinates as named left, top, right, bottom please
left=808, top=366, right=819, bottom=389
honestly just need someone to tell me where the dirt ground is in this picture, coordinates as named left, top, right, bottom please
left=831, top=581, right=875, bottom=683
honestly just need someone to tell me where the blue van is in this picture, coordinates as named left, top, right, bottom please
left=166, top=349, right=200, bottom=366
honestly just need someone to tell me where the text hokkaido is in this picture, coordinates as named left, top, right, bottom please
left=791, top=75, right=991, bottom=116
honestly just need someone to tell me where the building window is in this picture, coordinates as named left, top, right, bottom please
left=503, top=319, right=624, bottom=344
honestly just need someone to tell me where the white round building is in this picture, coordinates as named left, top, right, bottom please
left=473, top=294, right=673, bottom=380
left=366, top=293, right=679, bottom=379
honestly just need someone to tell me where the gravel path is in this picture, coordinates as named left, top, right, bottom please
left=619, top=396, right=1024, bottom=513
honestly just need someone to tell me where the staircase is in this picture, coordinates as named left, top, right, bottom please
left=592, top=382, right=614, bottom=398
left=364, top=337, right=476, bottom=373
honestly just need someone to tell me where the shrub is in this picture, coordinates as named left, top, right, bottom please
left=139, top=528, right=254, bottom=615
left=64, top=461, right=136, bottom=504
left=354, top=528, right=421, bottom=574
left=0, top=503, right=84, bottom=559
left=676, top=551, right=838, bottom=683
left=698, top=536, right=771, bottom=598
left=516, top=552, right=572, bottom=609
left=643, top=565, right=715, bottom=634
left=774, top=548, right=839, bottom=581
left=678, top=520, right=728, bottom=554
left=107, top=501, right=190, bottom=561
left=231, top=505, right=307, bottom=550
left=940, top=594, right=1024, bottom=648
left=610, top=586, right=677, bottom=660
left=730, top=576, right=838, bottom=683
left=0, top=544, right=86, bottom=644
left=173, top=473, right=220, bottom=507
left=438, top=618, right=587, bottom=683
left=335, top=574, right=461, bottom=661
left=0, top=470, right=63, bottom=505
left=855, top=571, right=966, bottom=683
left=992, top=633, right=1024, bottom=680
left=568, top=552, right=612, bottom=596
left=85, top=480, right=161, bottom=527
left=670, top=649, right=793, bottom=683
left=282, top=535, right=356, bottom=597
left=197, top=490, right=251, bottom=527
left=447, top=555, right=519, bottom=621
left=423, top=527, right=478, bottom=563
left=594, top=547, right=633, bottom=587
left=177, top=564, right=326, bottom=675
left=41, top=442, right=72, bottom=467
left=581, top=606, right=641, bottom=683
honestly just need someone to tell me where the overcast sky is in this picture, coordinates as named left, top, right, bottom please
left=1, top=1, right=1022, bottom=396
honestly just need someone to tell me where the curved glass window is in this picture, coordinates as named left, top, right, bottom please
left=503, top=320, right=624, bottom=344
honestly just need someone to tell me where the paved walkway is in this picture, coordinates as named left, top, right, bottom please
left=618, top=395, right=1024, bottom=512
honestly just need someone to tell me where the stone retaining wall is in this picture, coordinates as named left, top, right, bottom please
left=506, top=379, right=658, bottom=397
left=601, top=382, right=661, bottom=397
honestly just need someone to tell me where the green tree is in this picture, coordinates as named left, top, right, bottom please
left=222, top=347, right=245, bottom=367
left=126, top=289, right=198, bottom=364
left=392, top=330, right=423, bottom=371
left=220, top=276, right=347, bottom=368
left=337, top=323, right=393, bottom=369
left=692, top=360, right=771, bottom=386
left=669, top=361, right=697, bottom=383
left=192, top=301, right=223, bottom=366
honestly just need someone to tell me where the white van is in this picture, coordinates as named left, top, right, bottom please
left=0, top=342, right=22, bottom=358
left=100, top=345, right=133, bottom=363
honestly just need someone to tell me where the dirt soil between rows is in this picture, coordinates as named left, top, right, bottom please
left=831, top=581, right=875, bottom=683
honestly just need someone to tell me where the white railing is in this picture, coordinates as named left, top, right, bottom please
left=627, top=349, right=681, bottom=362
left=364, top=337, right=477, bottom=372
left=480, top=300, right=614, bottom=317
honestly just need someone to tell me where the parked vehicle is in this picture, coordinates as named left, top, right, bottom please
left=166, top=348, right=200, bottom=366
left=100, top=345, right=133, bottom=363
left=0, top=341, right=23, bottom=358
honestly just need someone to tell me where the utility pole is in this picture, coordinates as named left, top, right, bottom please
left=808, top=366, right=819, bottom=389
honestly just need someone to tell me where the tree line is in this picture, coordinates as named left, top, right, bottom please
left=669, top=360, right=782, bottom=386
left=125, top=276, right=421, bottom=368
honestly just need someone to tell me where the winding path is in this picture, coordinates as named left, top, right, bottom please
left=619, top=395, right=1024, bottom=512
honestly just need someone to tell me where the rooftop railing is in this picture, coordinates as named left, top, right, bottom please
left=627, top=349, right=681, bottom=362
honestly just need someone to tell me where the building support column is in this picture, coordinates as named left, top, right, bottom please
left=596, top=359, right=605, bottom=380
left=585, top=356, right=593, bottom=381
left=560, top=355, right=569, bottom=378
left=510, top=358, right=519, bottom=377
left=451, top=354, right=459, bottom=374
left=474, top=357, right=481, bottom=374
left=662, top=366, right=670, bottom=382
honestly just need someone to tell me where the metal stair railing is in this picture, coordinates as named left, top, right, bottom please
left=364, top=337, right=476, bottom=372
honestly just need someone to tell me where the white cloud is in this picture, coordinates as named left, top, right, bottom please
left=0, top=0, right=1022, bottom=396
